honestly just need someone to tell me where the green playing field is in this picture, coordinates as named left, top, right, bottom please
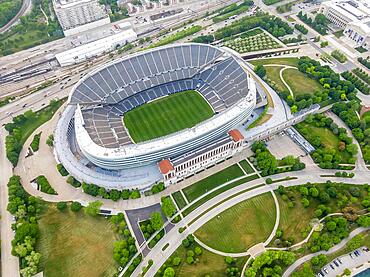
left=123, top=90, right=214, bottom=143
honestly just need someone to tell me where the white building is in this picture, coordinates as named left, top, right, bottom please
left=344, top=18, right=370, bottom=49
left=55, top=29, right=137, bottom=66
left=159, top=130, right=245, bottom=185
left=53, top=0, right=110, bottom=36
left=319, top=0, right=370, bottom=29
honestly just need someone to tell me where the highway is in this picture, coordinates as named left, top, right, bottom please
left=0, top=0, right=32, bottom=33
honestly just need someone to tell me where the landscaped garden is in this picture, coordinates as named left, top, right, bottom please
left=212, top=0, right=254, bottom=23
left=295, top=113, right=357, bottom=168
left=274, top=182, right=369, bottom=249
left=332, top=101, right=370, bottom=165
left=195, top=192, right=276, bottom=252
left=5, top=98, right=65, bottom=166
left=224, top=28, right=281, bottom=53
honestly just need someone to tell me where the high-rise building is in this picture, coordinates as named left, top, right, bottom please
left=53, top=0, right=110, bottom=36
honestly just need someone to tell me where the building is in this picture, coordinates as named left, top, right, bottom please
left=159, top=130, right=244, bottom=185
left=54, top=44, right=257, bottom=189
left=53, top=0, right=110, bottom=36
left=319, top=0, right=370, bottom=29
left=55, top=29, right=137, bottom=66
left=344, top=18, right=370, bottom=49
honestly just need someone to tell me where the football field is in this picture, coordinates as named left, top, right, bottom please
left=123, top=90, right=214, bottom=143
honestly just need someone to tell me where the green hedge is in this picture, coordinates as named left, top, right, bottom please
left=36, top=175, right=57, bottom=195
left=30, top=132, right=42, bottom=152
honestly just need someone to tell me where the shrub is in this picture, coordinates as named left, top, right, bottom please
left=70, top=201, right=82, bottom=212
left=36, top=175, right=57, bottom=195
left=56, top=163, right=69, bottom=176
left=56, top=202, right=67, bottom=211
left=30, top=132, right=41, bottom=152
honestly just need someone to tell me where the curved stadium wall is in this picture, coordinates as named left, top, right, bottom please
left=62, top=43, right=257, bottom=170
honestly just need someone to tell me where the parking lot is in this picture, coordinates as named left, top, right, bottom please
left=318, top=247, right=370, bottom=277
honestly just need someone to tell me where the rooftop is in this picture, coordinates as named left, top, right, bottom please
left=158, top=159, right=174, bottom=174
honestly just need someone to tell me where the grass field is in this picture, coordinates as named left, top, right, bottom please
left=195, top=192, right=276, bottom=252
left=37, top=205, right=118, bottom=277
left=282, top=68, right=323, bottom=97
left=296, top=122, right=352, bottom=163
left=277, top=191, right=316, bottom=242
left=172, top=191, right=187, bottom=210
left=183, top=164, right=244, bottom=202
left=123, top=90, right=213, bottom=143
left=183, top=174, right=260, bottom=216
left=265, top=66, right=288, bottom=92
left=239, top=160, right=255, bottom=174
left=249, top=57, right=299, bottom=67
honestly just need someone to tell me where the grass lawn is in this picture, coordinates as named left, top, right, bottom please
left=296, top=122, right=352, bottom=163
left=265, top=66, right=288, bottom=92
left=172, top=191, right=187, bottom=210
left=183, top=174, right=260, bottom=216
left=168, top=243, right=248, bottom=277
left=277, top=191, right=316, bottom=242
left=195, top=192, right=276, bottom=253
left=123, top=90, right=213, bottom=143
left=183, top=164, right=244, bottom=203
left=282, top=68, right=323, bottom=97
left=249, top=57, right=299, bottom=67
left=37, top=205, right=118, bottom=277
left=239, top=160, right=255, bottom=174
left=19, top=99, right=65, bottom=145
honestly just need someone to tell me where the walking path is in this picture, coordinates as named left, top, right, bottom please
left=263, top=64, right=298, bottom=98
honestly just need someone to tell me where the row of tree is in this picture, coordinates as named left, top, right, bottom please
left=81, top=182, right=141, bottom=201
left=0, top=0, right=22, bottom=28
left=298, top=11, right=328, bottom=35
left=215, top=12, right=293, bottom=41
left=358, top=57, right=370, bottom=70
left=294, top=23, right=308, bottom=35
left=341, top=71, right=370, bottom=95
left=7, top=176, right=43, bottom=277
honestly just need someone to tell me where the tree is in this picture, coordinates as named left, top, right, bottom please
left=56, top=202, right=67, bottom=211
left=163, top=267, right=175, bottom=277
left=150, top=212, right=163, bottom=231
left=70, top=201, right=82, bottom=212
left=172, top=256, right=181, bottom=266
left=254, top=65, right=266, bottom=78
left=301, top=198, right=310, bottom=208
left=194, top=246, right=202, bottom=256
left=84, top=201, right=102, bottom=216
left=161, top=197, right=176, bottom=218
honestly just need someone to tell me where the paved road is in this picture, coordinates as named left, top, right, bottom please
left=0, top=0, right=31, bottom=33
left=131, top=167, right=369, bottom=276
left=283, top=227, right=370, bottom=277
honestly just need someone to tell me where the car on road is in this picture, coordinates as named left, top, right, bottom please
left=22, top=103, right=27, bottom=108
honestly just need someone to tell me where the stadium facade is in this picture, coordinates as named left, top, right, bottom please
left=55, top=43, right=257, bottom=189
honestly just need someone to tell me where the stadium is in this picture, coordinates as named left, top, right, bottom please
left=54, top=43, right=257, bottom=189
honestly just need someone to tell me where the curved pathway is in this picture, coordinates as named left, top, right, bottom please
left=0, top=0, right=32, bottom=33
left=263, top=64, right=298, bottom=98
left=283, top=227, right=370, bottom=277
